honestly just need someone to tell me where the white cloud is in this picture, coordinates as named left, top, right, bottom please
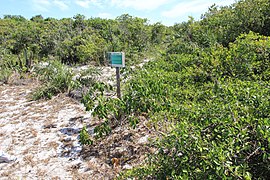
left=32, top=0, right=51, bottom=12
left=98, top=12, right=113, bottom=19
left=32, top=0, right=70, bottom=12
left=53, top=0, right=69, bottom=10
left=75, top=0, right=90, bottom=7
left=75, top=0, right=102, bottom=8
left=162, top=0, right=236, bottom=18
left=217, top=0, right=236, bottom=7
left=110, top=0, right=171, bottom=11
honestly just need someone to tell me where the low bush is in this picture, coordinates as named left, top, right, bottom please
left=32, top=60, right=79, bottom=100
left=79, top=126, right=93, bottom=145
left=0, top=52, right=26, bottom=84
left=117, top=32, right=270, bottom=179
left=122, top=79, right=270, bottom=179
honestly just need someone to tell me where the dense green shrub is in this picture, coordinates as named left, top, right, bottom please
left=0, top=14, right=159, bottom=66
left=119, top=32, right=270, bottom=179
left=123, top=79, right=269, bottom=179
left=169, top=0, right=270, bottom=53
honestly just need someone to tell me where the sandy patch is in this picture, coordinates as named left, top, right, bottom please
left=0, top=61, right=155, bottom=179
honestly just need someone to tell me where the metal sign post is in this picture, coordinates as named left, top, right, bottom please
left=116, top=67, right=121, bottom=99
left=107, top=52, right=125, bottom=99
left=107, top=52, right=125, bottom=123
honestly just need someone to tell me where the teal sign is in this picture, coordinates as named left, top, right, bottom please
left=108, top=52, right=125, bottom=67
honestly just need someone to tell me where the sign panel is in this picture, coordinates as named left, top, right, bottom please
left=108, top=52, right=125, bottom=67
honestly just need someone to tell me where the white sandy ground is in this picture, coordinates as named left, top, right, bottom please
left=0, top=61, right=155, bottom=179
left=0, top=83, right=95, bottom=179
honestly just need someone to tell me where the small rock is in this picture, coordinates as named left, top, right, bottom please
left=0, top=151, right=16, bottom=163
left=122, top=164, right=132, bottom=170
left=138, top=135, right=149, bottom=144
left=115, top=147, right=127, bottom=154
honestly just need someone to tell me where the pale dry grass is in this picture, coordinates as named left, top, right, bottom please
left=30, top=128, right=38, bottom=137
left=41, top=157, right=50, bottom=164
left=33, top=138, right=41, bottom=146
left=36, top=168, right=47, bottom=177
left=22, top=147, right=33, bottom=155
left=23, top=154, right=36, bottom=167
left=0, top=108, right=6, bottom=114
left=46, top=141, right=59, bottom=150
left=22, top=145, right=39, bottom=156
left=43, top=119, right=57, bottom=129
left=51, top=176, right=61, bottom=180
left=20, top=111, right=29, bottom=116
left=0, top=169, right=13, bottom=177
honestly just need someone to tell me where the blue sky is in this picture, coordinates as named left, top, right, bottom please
left=0, top=0, right=236, bottom=25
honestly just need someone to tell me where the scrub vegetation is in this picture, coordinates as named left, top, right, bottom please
left=0, top=0, right=269, bottom=179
